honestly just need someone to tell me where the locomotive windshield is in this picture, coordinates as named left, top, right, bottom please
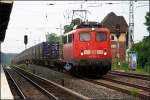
left=80, top=33, right=91, bottom=41
left=96, top=32, right=107, bottom=41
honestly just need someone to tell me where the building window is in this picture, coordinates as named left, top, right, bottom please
left=111, top=35, right=115, bottom=40
left=111, top=44, right=117, bottom=48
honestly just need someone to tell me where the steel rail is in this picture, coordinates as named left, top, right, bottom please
left=111, top=71, right=149, bottom=77
left=12, top=68, right=59, bottom=100
left=84, top=79, right=150, bottom=100
left=103, top=75, right=150, bottom=92
left=109, top=71, right=150, bottom=81
left=13, top=66, right=90, bottom=100
left=4, top=68, right=26, bottom=100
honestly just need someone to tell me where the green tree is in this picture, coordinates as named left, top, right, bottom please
left=46, top=33, right=60, bottom=43
left=71, top=18, right=82, bottom=26
left=131, top=36, right=150, bottom=68
left=130, top=12, right=150, bottom=69
left=64, top=18, right=82, bottom=33
left=64, top=25, right=73, bottom=33
left=63, top=18, right=101, bottom=33
left=144, top=12, right=150, bottom=33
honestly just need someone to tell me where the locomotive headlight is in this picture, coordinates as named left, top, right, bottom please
left=103, top=49, right=107, bottom=55
left=80, top=50, right=84, bottom=56
left=80, top=52, right=84, bottom=56
left=92, top=28, right=95, bottom=31
left=104, top=52, right=107, bottom=55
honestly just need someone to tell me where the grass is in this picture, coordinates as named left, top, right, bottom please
left=130, top=88, right=139, bottom=97
left=13, top=64, right=31, bottom=72
left=112, top=61, right=149, bottom=75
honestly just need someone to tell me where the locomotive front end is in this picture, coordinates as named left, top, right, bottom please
left=73, top=28, right=111, bottom=76
left=63, top=22, right=112, bottom=77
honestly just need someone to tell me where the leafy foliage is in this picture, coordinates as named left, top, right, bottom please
left=63, top=18, right=101, bottom=33
left=64, top=18, right=82, bottom=33
left=130, top=88, right=138, bottom=96
left=129, top=12, right=150, bottom=69
left=144, top=12, right=150, bottom=32
left=130, top=36, right=150, bottom=68
left=112, top=60, right=149, bottom=75
left=112, top=60, right=128, bottom=71
left=64, top=25, right=73, bottom=33
left=46, top=33, right=61, bottom=43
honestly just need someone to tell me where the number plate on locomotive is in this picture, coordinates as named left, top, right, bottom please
left=84, top=50, right=91, bottom=54
left=97, top=50, right=103, bottom=54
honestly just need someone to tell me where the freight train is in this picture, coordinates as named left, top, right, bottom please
left=12, top=22, right=112, bottom=77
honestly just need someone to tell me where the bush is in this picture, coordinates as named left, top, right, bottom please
left=144, top=62, right=150, bottom=73
left=112, top=60, right=128, bottom=71
left=130, top=88, right=138, bottom=97
left=121, top=62, right=128, bottom=67
left=112, top=60, right=118, bottom=70
left=121, top=62, right=128, bottom=71
left=17, top=64, right=31, bottom=72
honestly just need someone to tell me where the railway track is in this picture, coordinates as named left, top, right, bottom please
left=27, top=64, right=149, bottom=99
left=103, top=74, right=150, bottom=92
left=4, top=67, right=54, bottom=100
left=109, top=71, right=150, bottom=81
left=85, top=79, right=150, bottom=100
left=4, top=67, right=25, bottom=100
left=85, top=72, right=150, bottom=100
left=7, top=66, right=89, bottom=100
left=10, top=64, right=149, bottom=99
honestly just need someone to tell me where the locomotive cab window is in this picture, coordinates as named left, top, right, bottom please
left=68, top=34, right=74, bottom=43
left=96, top=32, right=107, bottom=41
left=80, top=33, right=91, bottom=42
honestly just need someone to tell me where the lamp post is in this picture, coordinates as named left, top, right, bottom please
left=149, top=0, right=150, bottom=38
left=56, top=24, right=64, bottom=60
left=0, top=42, right=2, bottom=65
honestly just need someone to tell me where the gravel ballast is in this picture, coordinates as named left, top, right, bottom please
left=24, top=64, right=141, bottom=100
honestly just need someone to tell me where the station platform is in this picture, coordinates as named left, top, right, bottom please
left=1, top=65, right=14, bottom=100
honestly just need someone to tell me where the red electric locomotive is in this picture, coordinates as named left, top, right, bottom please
left=12, top=22, right=111, bottom=77
left=63, top=22, right=111, bottom=76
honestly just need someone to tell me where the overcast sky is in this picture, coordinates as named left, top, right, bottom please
left=1, top=1, right=149, bottom=53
